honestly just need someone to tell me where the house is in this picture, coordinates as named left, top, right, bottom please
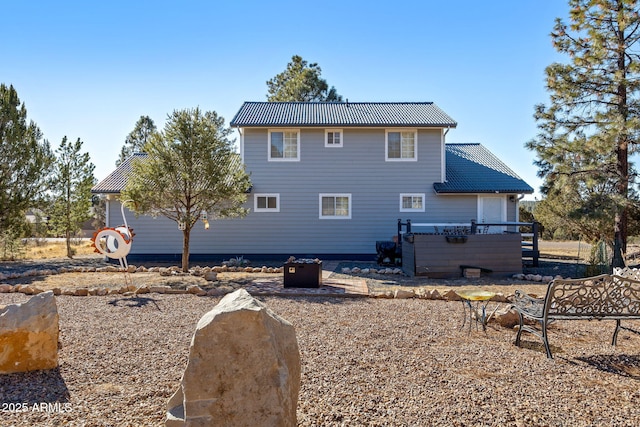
left=92, top=102, right=533, bottom=264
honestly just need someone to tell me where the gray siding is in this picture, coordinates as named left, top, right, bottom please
left=110, top=127, right=519, bottom=258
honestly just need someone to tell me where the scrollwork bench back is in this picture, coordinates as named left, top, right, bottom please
left=513, top=274, right=640, bottom=358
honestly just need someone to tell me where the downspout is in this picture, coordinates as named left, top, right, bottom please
left=441, top=127, right=451, bottom=183
left=106, top=196, right=111, bottom=227
left=515, top=194, right=525, bottom=222
left=237, top=127, right=244, bottom=163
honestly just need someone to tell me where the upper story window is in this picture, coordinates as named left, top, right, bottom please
left=254, top=194, right=280, bottom=212
left=269, top=129, right=299, bottom=161
left=400, top=193, right=425, bottom=212
left=386, top=130, right=417, bottom=161
left=325, top=129, right=343, bottom=147
left=319, top=194, right=351, bottom=219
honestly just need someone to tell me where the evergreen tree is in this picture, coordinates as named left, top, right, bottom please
left=116, top=115, right=157, bottom=166
left=122, top=108, right=251, bottom=272
left=0, top=83, right=54, bottom=236
left=267, top=55, right=343, bottom=102
left=49, top=137, right=96, bottom=258
left=526, top=0, right=640, bottom=267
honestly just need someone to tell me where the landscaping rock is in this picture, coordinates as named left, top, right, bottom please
left=394, top=289, right=415, bottom=299
left=0, top=291, right=59, bottom=373
left=491, top=293, right=510, bottom=303
left=74, top=288, right=89, bottom=296
left=442, top=290, right=461, bottom=301
left=430, top=289, right=442, bottom=300
left=204, top=271, right=218, bottom=281
left=0, top=284, right=14, bottom=293
left=166, top=289, right=300, bottom=427
left=371, top=291, right=394, bottom=298
left=491, top=307, right=520, bottom=328
left=186, top=285, right=206, bottom=296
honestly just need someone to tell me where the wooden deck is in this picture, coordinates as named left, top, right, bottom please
left=402, top=233, right=523, bottom=278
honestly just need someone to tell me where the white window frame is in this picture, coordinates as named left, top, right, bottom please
left=254, top=194, right=280, bottom=212
left=385, top=129, right=417, bottom=161
left=268, top=129, right=300, bottom=161
left=399, top=193, right=425, bottom=212
left=325, top=129, right=343, bottom=147
left=319, top=193, right=352, bottom=219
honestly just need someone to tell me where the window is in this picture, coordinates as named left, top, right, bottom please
left=254, top=194, right=280, bottom=212
left=386, top=130, right=417, bottom=161
left=325, top=129, right=343, bottom=147
left=319, top=194, right=351, bottom=219
left=400, top=193, right=425, bottom=212
left=269, top=129, right=299, bottom=161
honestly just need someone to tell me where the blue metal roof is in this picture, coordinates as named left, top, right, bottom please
left=91, top=153, right=145, bottom=194
left=434, top=144, right=534, bottom=194
left=230, top=102, right=457, bottom=128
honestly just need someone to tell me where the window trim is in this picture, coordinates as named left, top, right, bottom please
left=268, top=129, right=300, bottom=161
left=325, top=129, right=343, bottom=147
left=399, top=193, right=425, bottom=212
left=319, top=193, right=352, bottom=219
left=254, top=193, right=280, bottom=212
left=385, top=129, right=417, bottom=161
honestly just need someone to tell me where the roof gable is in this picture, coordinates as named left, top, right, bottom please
left=434, top=144, right=533, bottom=194
left=91, top=153, right=146, bottom=194
left=230, top=102, right=457, bottom=128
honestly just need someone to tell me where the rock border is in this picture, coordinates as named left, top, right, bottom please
left=0, top=264, right=568, bottom=302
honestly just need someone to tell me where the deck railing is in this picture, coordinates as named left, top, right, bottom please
left=397, top=219, right=540, bottom=267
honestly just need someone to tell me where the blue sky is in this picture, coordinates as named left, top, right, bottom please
left=2, top=1, right=569, bottom=200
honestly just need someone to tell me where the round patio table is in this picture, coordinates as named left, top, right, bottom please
left=455, top=290, right=496, bottom=332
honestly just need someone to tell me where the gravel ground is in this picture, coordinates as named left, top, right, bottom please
left=1, top=292, right=640, bottom=426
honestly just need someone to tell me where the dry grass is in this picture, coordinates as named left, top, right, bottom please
left=22, top=240, right=97, bottom=259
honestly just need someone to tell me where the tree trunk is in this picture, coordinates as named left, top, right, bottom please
left=182, top=228, right=190, bottom=273
left=612, top=26, right=629, bottom=269
left=66, top=232, right=72, bottom=259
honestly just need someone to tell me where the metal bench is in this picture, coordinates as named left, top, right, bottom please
left=512, top=274, right=640, bottom=358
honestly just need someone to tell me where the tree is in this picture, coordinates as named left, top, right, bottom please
left=122, top=108, right=251, bottom=272
left=116, top=115, right=157, bottom=166
left=49, top=137, right=96, bottom=258
left=0, top=83, right=54, bottom=236
left=526, top=0, right=640, bottom=267
left=267, top=55, right=343, bottom=102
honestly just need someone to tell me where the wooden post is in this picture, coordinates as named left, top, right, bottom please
left=532, top=221, right=539, bottom=267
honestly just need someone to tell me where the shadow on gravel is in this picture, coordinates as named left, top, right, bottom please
left=257, top=295, right=359, bottom=305
left=577, top=354, right=640, bottom=379
left=108, top=296, right=161, bottom=310
left=523, top=258, right=588, bottom=278
left=0, top=367, right=70, bottom=405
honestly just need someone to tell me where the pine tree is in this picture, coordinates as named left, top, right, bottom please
left=49, top=137, right=96, bottom=258
left=122, top=108, right=251, bottom=272
left=0, top=83, right=54, bottom=236
left=267, top=55, right=343, bottom=102
left=526, top=0, right=640, bottom=267
left=116, top=115, right=157, bottom=166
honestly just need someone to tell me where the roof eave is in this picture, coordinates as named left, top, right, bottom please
left=433, top=188, right=534, bottom=195
left=231, top=123, right=457, bottom=128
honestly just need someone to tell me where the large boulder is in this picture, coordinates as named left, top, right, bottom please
left=0, top=291, right=59, bottom=373
left=166, top=289, right=301, bottom=427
